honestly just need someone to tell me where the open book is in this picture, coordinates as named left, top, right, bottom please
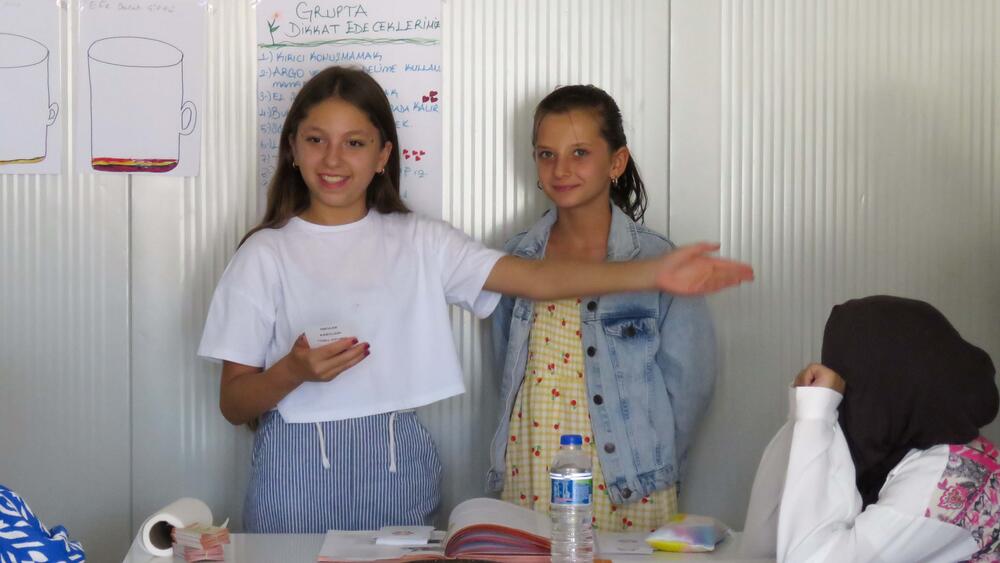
left=442, top=497, right=550, bottom=558
left=317, top=498, right=551, bottom=562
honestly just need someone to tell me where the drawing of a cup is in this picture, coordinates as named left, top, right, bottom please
left=0, top=33, right=58, bottom=165
left=88, top=36, right=197, bottom=173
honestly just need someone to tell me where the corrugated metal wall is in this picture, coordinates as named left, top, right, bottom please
left=0, top=6, right=133, bottom=563
left=128, top=1, right=258, bottom=556
left=673, top=0, right=1000, bottom=527
left=1, top=0, right=997, bottom=559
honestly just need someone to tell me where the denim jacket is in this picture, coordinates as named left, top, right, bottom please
left=487, top=206, right=717, bottom=505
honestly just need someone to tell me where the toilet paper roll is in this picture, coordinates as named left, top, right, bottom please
left=136, top=498, right=213, bottom=557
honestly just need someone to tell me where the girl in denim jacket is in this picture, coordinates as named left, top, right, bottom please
left=489, top=85, right=717, bottom=531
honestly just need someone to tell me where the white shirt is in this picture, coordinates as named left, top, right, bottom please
left=741, top=387, right=978, bottom=563
left=197, top=211, right=504, bottom=423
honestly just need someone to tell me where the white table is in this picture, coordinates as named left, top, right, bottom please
left=123, top=533, right=774, bottom=563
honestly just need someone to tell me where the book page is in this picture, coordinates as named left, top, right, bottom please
left=446, top=498, right=550, bottom=540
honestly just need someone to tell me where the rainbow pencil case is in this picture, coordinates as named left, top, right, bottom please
left=644, top=514, right=731, bottom=553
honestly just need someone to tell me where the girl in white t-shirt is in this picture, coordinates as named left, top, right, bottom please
left=198, top=66, right=753, bottom=533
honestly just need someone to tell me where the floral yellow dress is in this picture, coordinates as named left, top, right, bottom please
left=501, top=298, right=678, bottom=532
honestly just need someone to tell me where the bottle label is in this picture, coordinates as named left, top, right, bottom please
left=550, top=475, right=593, bottom=506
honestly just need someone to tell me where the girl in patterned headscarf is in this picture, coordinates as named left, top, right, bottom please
left=743, top=295, right=1000, bottom=562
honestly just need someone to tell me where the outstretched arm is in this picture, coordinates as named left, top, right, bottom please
left=483, top=242, right=753, bottom=299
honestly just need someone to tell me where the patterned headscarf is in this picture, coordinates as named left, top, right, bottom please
left=821, top=295, right=998, bottom=507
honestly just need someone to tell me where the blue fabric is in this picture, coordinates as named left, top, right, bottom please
left=488, top=206, right=717, bottom=505
left=244, top=410, right=441, bottom=533
left=0, top=484, right=85, bottom=563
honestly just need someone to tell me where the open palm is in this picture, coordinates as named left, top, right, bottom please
left=655, top=242, right=754, bottom=295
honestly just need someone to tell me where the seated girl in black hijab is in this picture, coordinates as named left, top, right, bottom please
left=741, top=295, right=1000, bottom=562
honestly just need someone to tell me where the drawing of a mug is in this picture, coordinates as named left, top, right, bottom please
left=0, top=33, right=58, bottom=165
left=88, top=36, right=197, bottom=173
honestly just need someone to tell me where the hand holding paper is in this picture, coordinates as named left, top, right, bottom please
left=282, top=323, right=369, bottom=384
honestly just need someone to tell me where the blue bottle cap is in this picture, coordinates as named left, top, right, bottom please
left=560, top=434, right=583, bottom=446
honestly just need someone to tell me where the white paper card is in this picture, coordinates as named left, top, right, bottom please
left=318, top=531, right=444, bottom=562
left=305, top=322, right=359, bottom=347
left=374, top=525, right=434, bottom=546
left=596, top=532, right=655, bottom=555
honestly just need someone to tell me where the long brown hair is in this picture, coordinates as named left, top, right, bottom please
left=532, top=84, right=647, bottom=222
left=242, top=66, right=408, bottom=246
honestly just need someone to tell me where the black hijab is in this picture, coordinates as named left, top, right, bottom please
left=821, top=295, right=998, bottom=507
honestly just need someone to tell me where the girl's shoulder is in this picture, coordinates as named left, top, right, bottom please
left=382, top=211, right=501, bottom=251
left=223, top=223, right=299, bottom=280
left=632, top=223, right=675, bottom=256
left=235, top=225, right=287, bottom=258
left=923, top=436, right=1000, bottom=557
left=378, top=210, right=433, bottom=231
left=502, top=231, right=529, bottom=253
left=378, top=211, right=454, bottom=245
left=500, top=210, right=555, bottom=255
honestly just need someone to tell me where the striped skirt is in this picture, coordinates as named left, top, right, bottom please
left=244, top=410, right=442, bottom=533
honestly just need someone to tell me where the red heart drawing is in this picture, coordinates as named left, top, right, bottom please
left=403, top=149, right=411, bottom=159
left=422, top=95, right=429, bottom=102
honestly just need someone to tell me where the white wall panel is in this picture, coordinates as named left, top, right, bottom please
left=0, top=7, right=131, bottom=563
left=129, top=0, right=257, bottom=543
left=672, top=0, right=1000, bottom=527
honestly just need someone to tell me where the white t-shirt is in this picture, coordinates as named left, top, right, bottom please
left=197, top=211, right=504, bottom=423
left=740, top=387, right=977, bottom=563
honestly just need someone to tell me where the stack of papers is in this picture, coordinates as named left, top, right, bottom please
left=171, top=523, right=230, bottom=561
left=171, top=544, right=225, bottom=562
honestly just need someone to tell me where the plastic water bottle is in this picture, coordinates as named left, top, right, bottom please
left=550, top=434, right=594, bottom=563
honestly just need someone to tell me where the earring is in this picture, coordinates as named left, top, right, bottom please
left=611, top=176, right=619, bottom=188
left=292, top=161, right=299, bottom=168
left=536, top=181, right=544, bottom=190
left=377, top=168, right=385, bottom=175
